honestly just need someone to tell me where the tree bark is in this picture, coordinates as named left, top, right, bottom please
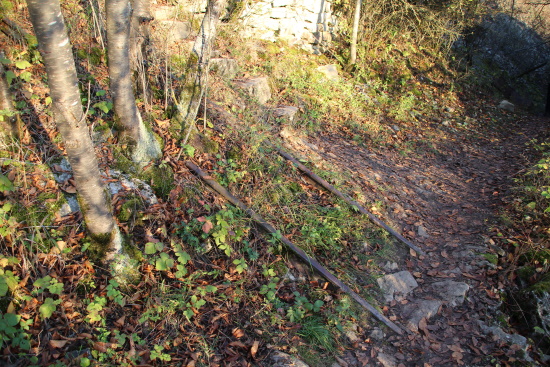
left=129, top=0, right=152, bottom=107
left=349, top=0, right=362, bottom=66
left=26, top=0, right=121, bottom=259
left=106, top=0, right=161, bottom=165
left=177, top=0, right=227, bottom=144
left=0, top=57, right=18, bottom=144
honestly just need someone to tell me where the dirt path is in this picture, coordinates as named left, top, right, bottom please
left=311, top=114, right=549, bottom=366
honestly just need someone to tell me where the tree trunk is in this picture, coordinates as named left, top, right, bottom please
left=106, top=0, right=161, bottom=165
left=129, top=0, right=152, bottom=107
left=349, top=0, right=362, bottom=66
left=177, top=0, right=227, bottom=143
left=26, top=0, right=121, bottom=260
left=546, top=80, right=550, bottom=117
left=0, top=56, right=18, bottom=144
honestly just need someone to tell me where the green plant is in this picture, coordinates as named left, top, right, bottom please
left=233, top=258, right=248, bottom=274
left=297, top=316, right=335, bottom=352
left=0, top=313, right=31, bottom=350
left=150, top=344, right=171, bottom=362
left=86, top=296, right=107, bottom=324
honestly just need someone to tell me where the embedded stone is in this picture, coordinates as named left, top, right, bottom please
left=431, top=280, right=470, bottom=307
left=236, top=77, right=271, bottom=104
left=273, top=106, right=299, bottom=122
left=209, top=58, right=239, bottom=80
left=316, top=64, right=339, bottom=81
left=377, top=271, right=418, bottom=303
left=403, top=299, right=442, bottom=332
left=498, top=100, right=515, bottom=112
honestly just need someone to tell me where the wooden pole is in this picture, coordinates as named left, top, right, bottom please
left=272, top=144, right=425, bottom=256
left=185, top=161, right=404, bottom=335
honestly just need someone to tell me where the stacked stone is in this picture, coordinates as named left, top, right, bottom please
left=238, top=0, right=337, bottom=53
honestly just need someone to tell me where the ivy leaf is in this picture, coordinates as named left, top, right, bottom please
left=5, top=70, right=15, bottom=85
left=0, top=174, right=14, bottom=192
left=15, top=60, right=31, bottom=69
left=39, top=298, right=61, bottom=319
left=145, top=242, right=163, bottom=254
left=3, top=313, right=20, bottom=327
left=155, top=253, right=174, bottom=271
left=19, top=71, right=31, bottom=82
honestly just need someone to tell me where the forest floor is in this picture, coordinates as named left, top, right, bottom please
left=301, top=99, right=550, bottom=365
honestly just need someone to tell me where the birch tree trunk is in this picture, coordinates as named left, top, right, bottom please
left=26, top=0, right=121, bottom=260
left=177, top=0, right=227, bottom=144
left=129, top=0, right=153, bottom=107
left=106, top=0, right=161, bottom=165
left=349, top=0, right=362, bottom=66
left=0, top=57, right=18, bottom=144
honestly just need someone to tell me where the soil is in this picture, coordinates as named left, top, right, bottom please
left=308, top=111, right=550, bottom=366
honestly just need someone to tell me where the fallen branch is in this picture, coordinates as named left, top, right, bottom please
left=271, top=143, right=426, bottom=256
left=186, top=161, right=404, bottom=335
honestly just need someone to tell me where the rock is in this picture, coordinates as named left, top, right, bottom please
left=316, top=64, right=339, bottom=81
left=382, top=261, right=399, bottom=272
left=345, top=329, right=360, bottom=344
left=279, top=126, right=324, bottom=165
left=403, top=299, right=442, bottom=332
left=477, top=321, right=528, bottom=349
left=152, top=5, right=176, bottom=20
left=377, top=271, right=418, bottom=303
left=108, top=170, right=158, bottom=206
left=236, top=77, right=271, bottom=104
left=498, top=99, right=516, bottom=112
left=153, top=20, right=192, bottom=44
left=377, top=351, right=397, bottom=367
left=441, top=120, right=451, bottom=126
left=517, top=274, right=550, bottom=338
left=431, top=280, right=470, bottom=307
left=57, top=196, right=79, bottom=217
left=273, top=106, right=299, bottom=122
left=417, top=225, right=429, bottom=238
left=271, top=351, right=310, bottom=367
left=209, top=58, right=239, bottom=80
left=369, top=327, right=385, bottom=341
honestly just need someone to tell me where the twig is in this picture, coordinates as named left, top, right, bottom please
left=271, top=143, right=426, bottom=256
left=186, top=161, right=405, bottom=335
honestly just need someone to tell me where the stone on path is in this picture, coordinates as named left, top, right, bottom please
left=271, top=351, right=309, bottom=367
left=377, top=351, right=397, bottom=367
left=477, top=321, right=528, bottom=350
left=403, top=299, right=442, bottom=332
left=377, top=271, right=418, bottom=303
left=431, top=280, right=470, bottom=307
left=236, top=77, right=271, bottom=104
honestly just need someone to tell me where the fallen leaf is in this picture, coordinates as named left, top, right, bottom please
left=250, top=340, right=259, bottom=358
left=229, top=341, right=246, bottom=348
left=50, top=340, right=68, bottom=348
left=202, top=220, right=213, bottom=234
left=232, top=328, right=244, bottom=338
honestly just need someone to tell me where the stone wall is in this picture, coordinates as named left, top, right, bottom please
left=238, top=0, right=337, bottom=53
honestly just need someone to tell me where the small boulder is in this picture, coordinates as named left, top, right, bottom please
left=498, top=100, right=515, bottom=112
left=403, top=299, right=442, bottom=332
left=236, top=77, right=271, bottom=104
left=271, top=351, right=310, bottom=367
left=316, top=64, right=339, bottom=81
left=431, top=280, right=470, bottom=307
left=377, top=271, right=418, bottom=303
left=209, top=58, right=239, bottom=80
left=273, top=106, right=299, bottom=122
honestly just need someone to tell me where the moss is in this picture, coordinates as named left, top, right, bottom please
left=227, top=145, right=242, bottom=161
left=482, top=253, right=498, bottom=266
left=517, top=266, right=536, bottom=282
left=201, top=134, right=219, bottom=154
left=525, top=273, right=550, bottom=296
left=117, top=196, right=144, bottom=223
left=141, top=164, right=175, bottom=199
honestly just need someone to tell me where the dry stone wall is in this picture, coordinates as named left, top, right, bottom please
left=157, top=0, right=338, bottom=53
left=238, top=0, right=337, bottom=53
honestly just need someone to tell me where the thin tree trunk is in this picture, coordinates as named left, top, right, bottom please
left=106, top=0, right=161, bottom=165
left=0, top=56, right=18, bottom=144
left=26, top=0, right=121, bottom=259
left=177, top=0, right=226, bottom=144
left=349, top=0, right=362, bottom=65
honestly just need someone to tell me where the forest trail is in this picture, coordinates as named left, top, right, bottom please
left=306, top=112, right=550, bottom=366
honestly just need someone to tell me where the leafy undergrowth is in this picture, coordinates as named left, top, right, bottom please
left=1, top=0, right=546, bottom=366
